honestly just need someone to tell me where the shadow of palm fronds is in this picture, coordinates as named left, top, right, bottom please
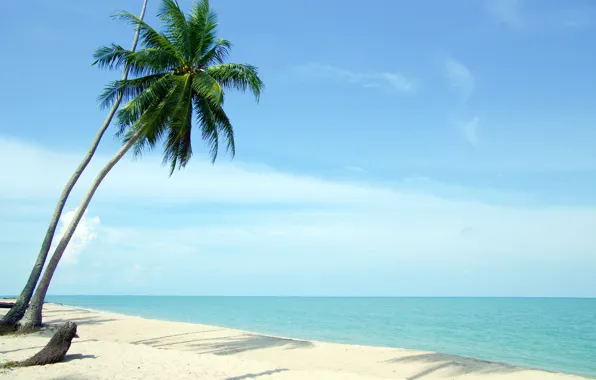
left=386, top=352, right=522, bottom=379
left=132, top=331, right=313, bottom=356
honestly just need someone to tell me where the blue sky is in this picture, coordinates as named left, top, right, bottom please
left=1, top=0, right=595, bottom=297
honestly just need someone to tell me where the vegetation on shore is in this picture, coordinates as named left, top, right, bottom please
left=4, top=0, right=263, bottom=340
left=0, top=0, right=150, bottom=328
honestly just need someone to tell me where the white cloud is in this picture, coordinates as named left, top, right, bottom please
left=0, top=138, right=404, bottom=205
left=487, top=1, right=596, bottom=31
left=457, top=117, right=480, bottom=147
left=1, top=137, right=596, bottom=296
left=97, top=205, right=596, bottom=262
left=487, top=0, right=523, bottom=28
left=51, top=208, right=101, bottom=264
left=444, top=57, right=475, bottom=104
left=295, top=63, right=417, bottom=93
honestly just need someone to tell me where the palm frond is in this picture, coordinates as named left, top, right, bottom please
left=191, top=71, right=224, bottom=107
left=114, top=11, right=182, bottom=62
left=198, top=38, right=231, bottom=67
left=206, top=63, right=263, bottom=101
left=126, top=48, right=181, bottom=76
left=158, top=0, right=192, bottom=61
left=126, top=76, right=187, bottom=156
left=193, top=96, right=219, bottom=162
left=92, top=45, right=179, bottom=77
left=92, top=44, right=130, bottom=70
left=162, top=74, right=194, bottom=174
left=162, top=112, right=192, bottom=174
left=98, top=73, right=168, bottom=109
left=212, top=102, right=235, bottom=157
left=187, top=0, right=218, bottom=62
left=115, top=74, right=176, bottom=135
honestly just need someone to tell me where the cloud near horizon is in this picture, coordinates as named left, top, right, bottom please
left=1, top=137, right=595, bottom=296
left=295, top=63, right=418, bottom=94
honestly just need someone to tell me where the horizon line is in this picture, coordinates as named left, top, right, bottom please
left=29, top=294, right=596, bottom=299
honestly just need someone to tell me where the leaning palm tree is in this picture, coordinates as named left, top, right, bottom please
left=0, top=0, right=149, bottom=329
left=18, top=0, right=263, bottom=329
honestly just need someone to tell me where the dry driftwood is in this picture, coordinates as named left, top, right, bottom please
left=9, top=321, right=78, bottom=367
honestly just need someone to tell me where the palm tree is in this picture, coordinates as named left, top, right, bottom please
left=0, top=0, right=149, bottom=328
left=18, top=0, right=263, bottom=329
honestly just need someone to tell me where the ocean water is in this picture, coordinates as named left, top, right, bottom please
left=44, top=296, right=596, bottom=378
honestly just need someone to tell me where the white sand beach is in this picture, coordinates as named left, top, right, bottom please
left=0, top=303, right=588, bottom=379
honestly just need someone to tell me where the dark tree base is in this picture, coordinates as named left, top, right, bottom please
left=7, top=322, right=78, bottom=367
left=0, top=324, right=17, bottom=336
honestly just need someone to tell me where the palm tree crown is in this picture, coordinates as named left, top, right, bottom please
left=93, top=0, right=263, bottom=173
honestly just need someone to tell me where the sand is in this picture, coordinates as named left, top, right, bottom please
left=0, top=303, right=588, bottom=379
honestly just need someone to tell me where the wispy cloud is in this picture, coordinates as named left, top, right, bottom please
left=456, top=117, right=480, bottom=147
left=487, top=0, right=523, bottom=28
left=487, top=1, right=596, bottom=30
left=1, top=138, right=595, bottom=296
left=444, top=57, right=479, bottom=145
left=295, top=63, right=418, bottom=93
left=552, top=6, right=596, bottom=29
left=444, top=57, right=475, bottom=104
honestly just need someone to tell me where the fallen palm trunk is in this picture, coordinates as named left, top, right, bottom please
left=3, top=322, right=78, bottom=368
left=0, top=302, right=16, bottom=309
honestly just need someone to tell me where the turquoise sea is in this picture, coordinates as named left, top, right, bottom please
left=44, top=296, right=596, bottom=378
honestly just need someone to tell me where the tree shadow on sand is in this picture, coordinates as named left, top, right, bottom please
left=133, top=332, right=313, bottom=356
left=130, top=330, right=220, bottom=345
left=226, top=368, right=289, bottom=380
left=43, top=308, right=92, bottom=314
left=46, top=317, right=118, bottom=326
left=385, top=352, right=525, bottom=379
left=190, top=334, right=314, bottom=355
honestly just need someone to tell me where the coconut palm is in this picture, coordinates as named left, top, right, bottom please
left=0, top=0, right=149, bottom=329
left=18, top=0, right=263, bottom=329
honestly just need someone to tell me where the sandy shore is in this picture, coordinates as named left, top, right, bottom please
left=0, top=303, right=588, bottom=379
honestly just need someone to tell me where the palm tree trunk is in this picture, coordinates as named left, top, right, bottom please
left=1, top=0, right=148, bottom=327
left=19, top=131, right=143, bottom=330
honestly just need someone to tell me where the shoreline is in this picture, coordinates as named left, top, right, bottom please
left=46, top=301, right=318, bottom=349
left=42, top=302, right=553, bottom=373
left=1, top=302, right=591, bottom=379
